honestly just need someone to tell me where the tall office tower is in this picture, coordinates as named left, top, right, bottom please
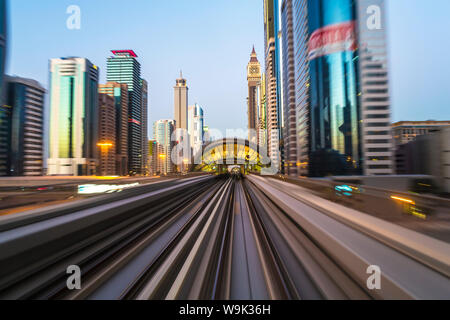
left=291, top=0, right=310, bottom=176
left=0, top=76, right=46, bottom=176
left=247, top=47, right=262, bottom=144
left=0, top=0, right=7, bottom=176
left=98, top=93, right=116, bottom=176
left=188, top=103, right=204, bottom=155
left=154, top=119, right=175, bottom=175
left=281, top=0, right=297, bottom=176
left=141, top=79, right=149, bottom=175
left=0, top=0, right=6, bottom=102
left=357, top=0, right=393, bottom=175
left=98, top=82, right=129, bottom=176
left=289, top=0, right=393, bottom=177
left=264, top=0, right=281, bottom=170
left=107, top=50, right=142, bottom=175
left=275, top=0, right=286, bottom=173
left=174, top=72, right=188, bottom=131
left=48, top=58, right=99, bottom=176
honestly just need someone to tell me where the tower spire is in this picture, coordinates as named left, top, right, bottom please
left=250, top=46, right=258, bottom=62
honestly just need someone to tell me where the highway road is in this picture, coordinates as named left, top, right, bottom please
left=0, top=174, right=448, bottom=300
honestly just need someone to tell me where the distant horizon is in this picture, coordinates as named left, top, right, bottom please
left=6, top=0, right=450, bottom=139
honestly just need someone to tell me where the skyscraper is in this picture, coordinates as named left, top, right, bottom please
left=174, top=72, right=188, bottom=131
left=247, top=47, right=262, bottom=144
left=357, top=0, right=393, bottom=175
left=288, top=0, right=393, bottom=177
left=107, top=50, right=142, bottom=175
left=281, top=0, right=297, bottom=176
left=98, top=93, right=116, bottom=176
left=141, top=79, right=149, bottom=175
left=188, top=103, right=204, bottom=156
left=48, top=58, right=99, bottom=176
left=1, top=76, right=46, bottom=176
left=292, top=0, right=310, bottom=176
left=0, top=103, right=10, bottom=176
left=264, top=0, right=281, bottom=170
left=154, top=119, right=175, bottom=175
left=98, top=82, right=129, bottom=176
left=0, top=0, right=6, bottom=102
left=0, top=0, right=8, bottom=176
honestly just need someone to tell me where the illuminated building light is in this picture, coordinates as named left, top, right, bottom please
left=390, top=195, right=416, bottom=205
left=97, top=142, right=113, bottom=147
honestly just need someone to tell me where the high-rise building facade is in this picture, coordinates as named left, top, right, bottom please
left=141, top=79, right=149, bottom=175
left=357, top=0, right=393, bottom=175
left=98, top=93, right=116, bottom=176
left=0, top=76, right=46, bottom=176
left=98, top=82, right=129, bottom=176
left=0, top=0, right=7, bottom=176
left=0, top=0, right=6, bottom=103
left=154, top=119, right=175, bottom=175
left=288, top=0, right=393, bottom=177
left=247, top=47, right=262, bottom=144
left=0, top=0, right=8, bottom=100
left=188, top=103, right=204, bottom=156
left=264, top=0, right=281, bottom=170
left=174, top=72, right=188, bottom=131
left=107, top=50, right=143, bottom=175
left=292, top=0, right=310, bottom=176
left=48, top=57, right=99, bottom=176
left=281, top=0, right=297, bottom=176
left=0, top=102, right=11, bottom=176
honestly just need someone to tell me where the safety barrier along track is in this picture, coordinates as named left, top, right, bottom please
left=0, top=174, right=448, bottom=300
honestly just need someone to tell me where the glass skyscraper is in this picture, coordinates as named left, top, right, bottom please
left=48, top=57, right=99, bottom=176
left=307, top=0, right=362, bottom=176
left=107, top=50, right=143, bottom=175
left=4, top=76, right=46, bottom=176
left=289, top=0, right=392, bottom=177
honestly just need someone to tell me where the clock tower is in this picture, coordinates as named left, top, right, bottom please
left=247, top=46, right=261, bottom=140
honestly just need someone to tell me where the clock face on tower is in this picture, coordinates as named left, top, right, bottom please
left=249, top=66, right=259, bottom=75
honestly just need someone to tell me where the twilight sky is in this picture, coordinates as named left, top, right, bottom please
left=6, top=0, right=450, bottom=138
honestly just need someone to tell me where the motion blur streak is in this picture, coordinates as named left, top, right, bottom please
left=0, top=175, right=448, bottom=300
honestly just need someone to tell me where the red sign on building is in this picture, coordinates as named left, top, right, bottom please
left=308, top=21, right=357, bottom=60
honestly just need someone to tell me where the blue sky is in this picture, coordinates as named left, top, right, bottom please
left=6, top=0, right=450, bottom=137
